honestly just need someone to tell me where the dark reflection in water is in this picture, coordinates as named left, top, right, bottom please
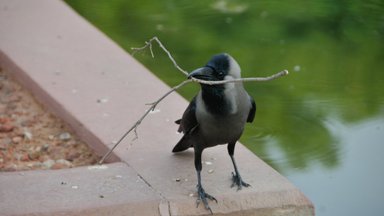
left=65, top=1, right=384, bottom=215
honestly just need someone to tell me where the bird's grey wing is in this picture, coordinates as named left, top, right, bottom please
left=173, top=97, right=199, bottom=152
left=247, top=96, right=256, bottom=123
left=175, top=96, right=198, bottom=133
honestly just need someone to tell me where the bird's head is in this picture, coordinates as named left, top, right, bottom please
left=188, top=53, right=241, bottom=82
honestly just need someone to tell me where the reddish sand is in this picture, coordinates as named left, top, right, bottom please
left=0, top=69, right=100, bottom=171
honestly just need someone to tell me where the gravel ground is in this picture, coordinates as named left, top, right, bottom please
left=0, top=68, right=101, bottom=171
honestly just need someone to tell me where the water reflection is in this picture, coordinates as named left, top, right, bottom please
left=243, top=89, right=341, bottom=173
left=287, top=117, right=384, bottom=216
left=64, top=1, right=384, bottom=215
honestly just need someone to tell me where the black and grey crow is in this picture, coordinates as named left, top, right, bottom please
left=173, top=53, right=256, bottom=212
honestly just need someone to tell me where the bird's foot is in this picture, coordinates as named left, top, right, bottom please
left=231, top=172, right=251, bottom=190
left=196, top=184, right=217, bottom=214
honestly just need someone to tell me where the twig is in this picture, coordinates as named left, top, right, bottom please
left=98, top=37, right=289, bottom=164
left=190, top=70, right=288, bottom=85
left=132, top=36, right=189, bottom=76
left=98, top=79, right=192, bottom=164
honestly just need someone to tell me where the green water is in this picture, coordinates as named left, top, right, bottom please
left=65, top=1, right=384, bottom=215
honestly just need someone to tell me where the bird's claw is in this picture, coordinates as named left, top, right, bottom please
left=196, top=185, right=217, bottom=214
left=231, top=172, right=250, bottom=190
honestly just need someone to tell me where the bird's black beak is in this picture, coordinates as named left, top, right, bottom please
left=187, top=67, right=214, bottom=80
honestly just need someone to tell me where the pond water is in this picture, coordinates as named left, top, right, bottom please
left=65, top=1, right=384, bottom=215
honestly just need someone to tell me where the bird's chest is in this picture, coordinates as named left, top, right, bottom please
left=200, top=84, right=240, bottom=115
left=199, top=113, right=243, bottom=137
left=195, top=91, right=247, bottom=144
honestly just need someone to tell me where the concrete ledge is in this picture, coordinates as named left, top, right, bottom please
left=0, top=163, right=161, bottom=216
left=0, top=0, right=314, bottom=215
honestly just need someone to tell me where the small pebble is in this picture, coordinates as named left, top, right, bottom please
left=71, top=185, right=79, bottom=189
left=12, top=136, right=22, bottom=144
left=0, top=124, right=14, bottom=132
left=42, top=159, right=55, bottom=169
left=27, top=162, right=40, bottom=168
left=28, top=151, right=40, bottom=160
left=149, top=108, right=161, bottom=114
left=58, top=132, right=71, bottom=141
left=35, top=146, right=42, bottom=152
left=14, top=153, right=29, bottom=161
left=21, top=154, right=29, bottom=161
left=208, top=169, right=214, bottom=174
left=97, top=98, right=109, bottom=103
left=56, top=159, right=72, bottom=166
left=204, top=161, right=213, bottom=165
left=65, top=152, right=80, bottom=161
left=99, top=195, right=104, bottom=198
left=23, top=131, right=33, bottom=140
left=41, top=144, right=49, bottom=152
left=175, top=178, right=181, bottom=182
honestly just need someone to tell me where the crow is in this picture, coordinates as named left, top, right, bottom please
left=173, top=53, right=256, bottom=212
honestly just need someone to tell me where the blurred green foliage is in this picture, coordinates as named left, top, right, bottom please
left=65, top=0, right=384, bottom=172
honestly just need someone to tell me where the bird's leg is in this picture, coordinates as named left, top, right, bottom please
left=196, top=171, right=217, bottom=213
left=228, top=142, right=251, bottom=190
left=230, top=155, right=250, bottom=190
left=195, top=147, right=217, bottom=213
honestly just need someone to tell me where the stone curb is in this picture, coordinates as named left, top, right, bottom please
left=0, top=163, right=162, bottom=216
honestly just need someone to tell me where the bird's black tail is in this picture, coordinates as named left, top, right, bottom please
left=172, top=135, right=193, bottom=152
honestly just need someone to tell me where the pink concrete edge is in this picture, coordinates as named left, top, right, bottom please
left=0, top=162, right=163, bottom=216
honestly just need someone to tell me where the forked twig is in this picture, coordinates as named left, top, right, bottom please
left=98, top=37, right=288, bottom=164
left=132, top=36, right=189, bottom=76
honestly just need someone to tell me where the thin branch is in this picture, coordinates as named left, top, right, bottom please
left=98, top=79, right=192, bottom=164
left=132, top=36, right=189, bottom=76
left=146, top=41, right=154, bottom=58
left=99, top=36, right=289, bottom=164
left=190, top=70, right=288, bottom=85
